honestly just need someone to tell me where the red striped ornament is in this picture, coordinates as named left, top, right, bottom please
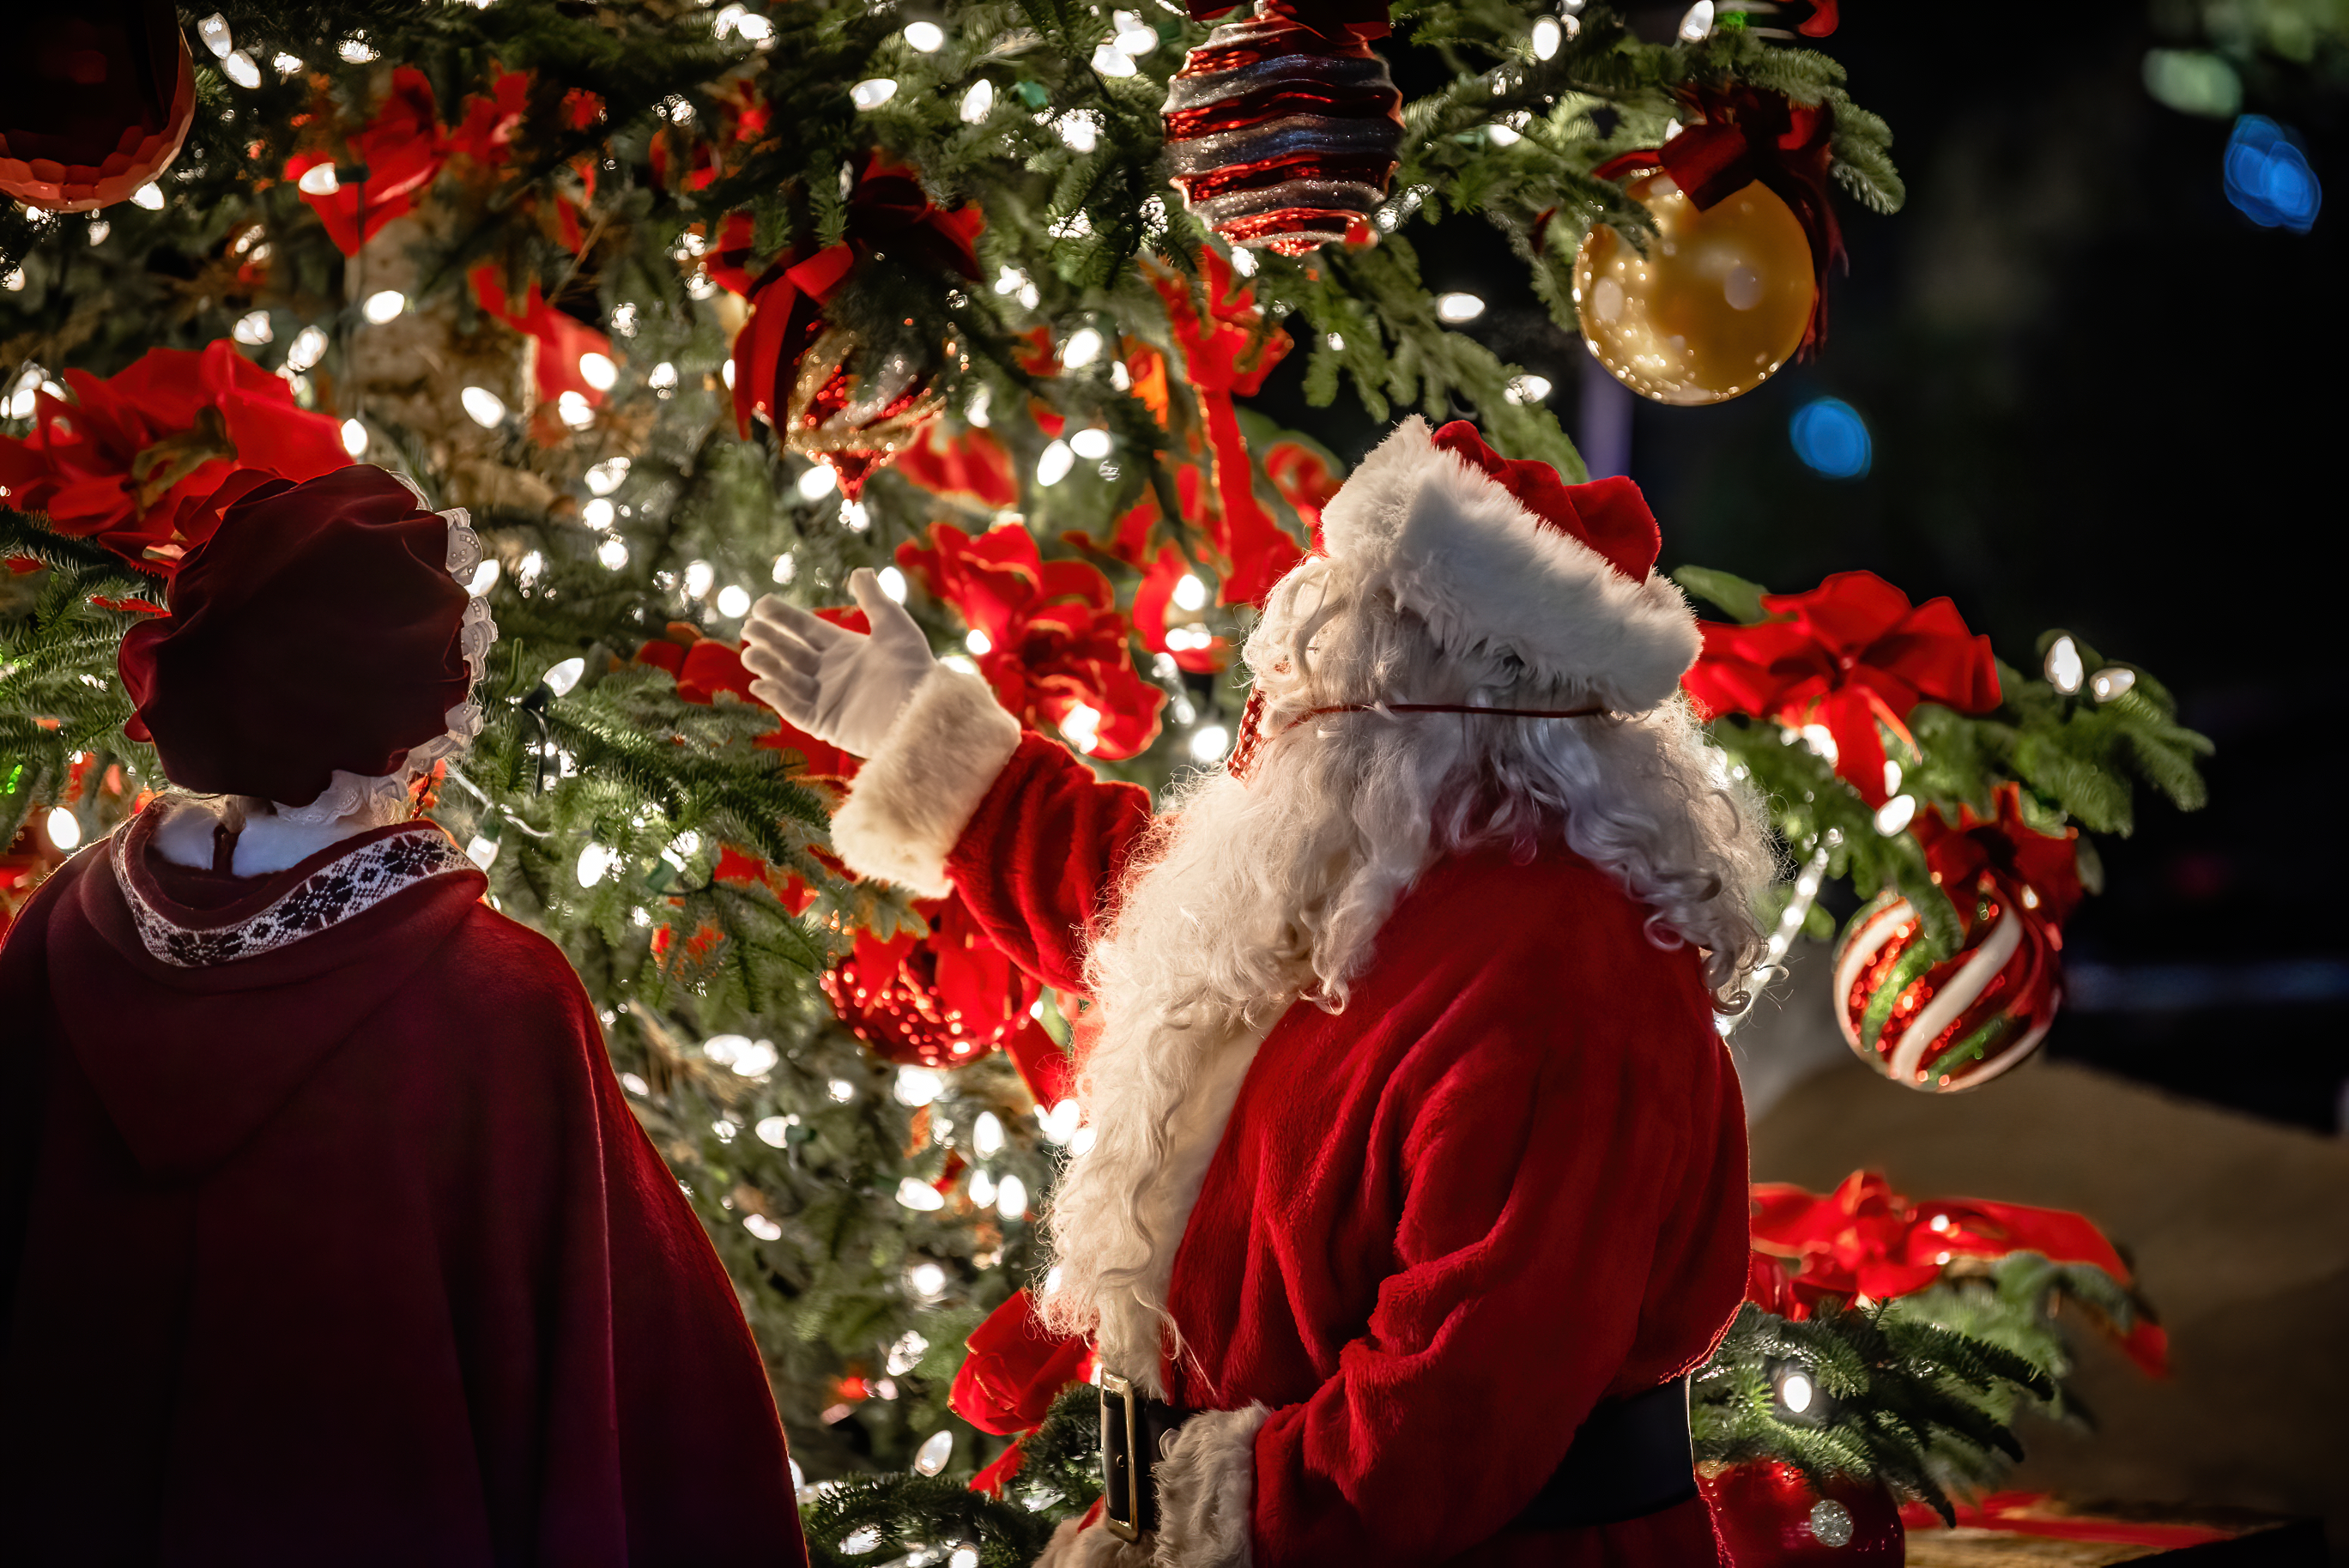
left=1162, top=7, right=1404, bottom=256
left=1832, top=875, right=2063, bottom=1093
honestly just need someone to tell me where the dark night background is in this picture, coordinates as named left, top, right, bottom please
left=1252, top=0, right=2349, bottom=1135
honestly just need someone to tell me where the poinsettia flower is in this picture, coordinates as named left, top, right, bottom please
left=1133, top=545, right=1230, bottom=675
left=285, top=67, right=447, bottom=257
left=1913, top=783, right=2086, bottom=930
left=1682, top=570, right=2001, bottom=804
left=0, top=342, right=351, bottom=573
left=898, top=522, right=1165, bottom=760
left=893, top=423, right=1018, bottom=510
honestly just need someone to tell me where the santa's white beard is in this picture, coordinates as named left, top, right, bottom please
left=1037, top=723, right=1434, bottom=1392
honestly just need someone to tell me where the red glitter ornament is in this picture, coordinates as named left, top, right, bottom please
left=0, top=1, right=196, bottom=214
left=820, top=893, right=1042, bottom=1069
left=1699, top=1461, right=1904, bottom=1568
left=1162, top=9, right=1403, bottom=256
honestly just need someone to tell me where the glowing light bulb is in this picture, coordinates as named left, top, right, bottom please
left=1779, top=1369, right=1815, bottom=1414
left=1227, top=246, right=1257, bottom=276
left=543, top=657, right=586, bottom=696
left=557, top=390, right=595, bottom=429
left=1069, top=427, right=1112, bottom=460
left=1436, top=293, right=1485, bottom=323
left=465, top=834, right=499, bottom=869
left=361, top=289, right=406, bottom=324
left=913, top=1431, right=954, bottom=1475
left=716, top=584, right=752, bottom=619
left=2044, top=635, right=2084, bottom=694
left=44, top=807, right=82, bottom=851
left=973, top=1111, right=1005, bottom=1156
left=131, top=183, right=165, bottom=210
left=851, top=78, right=899, bottom=110
left=968, top=1169, right=996, bottom=1207
left=339, top=418, right=368, bottom=457
left=1874, top=795, right=1916, bottom=836
left=1057, top=702, right=1099, bottom=753
left=2089, top=667, right=2137, bottom=702
left=876, top=566, right=909, bottom=602
left=462, top=386, right=507, bottom=427
left=796, top=464, right=838, bottom=501
left=231, top=310, right=273, bottom=345
left=578, top=351, right=618, bottom=390
left=996, top=1174, right=1029, bottom=1220
left=1505, top=374, right=1553, bottom=404
left=894, top=1067, right=947, bottom=1107
left=576, top=843, right=613, bottom=887
left=339, top=38, right=378, bottom=63
left=684, top=560, right=716, bottom=599
left=1036, top=440, right=1075, bottom=487
left=1171, top=572, right=1209, bottom=612
left=743, top=1214, right=783, bottom=1240
left=756, top=1115, right=795, bottom=1147
left=1114, top=12, right=1159, bottom=52
left=905, top=20, right=946, bottom=51
left=908, top=1261, right=947, bottom=1297
left=1531, top=15, right=1562, bottom=58
left=828, top=1079, right=857, bottom=1103
left=964, top=628, right=992, bottom=656
left=1091, top=42, right=1137, bottom=76
left=896, top=1177, right=947, bottom=1212
left=1190, top=723, right=1232, bottom=763
left=197, top=14, right=233, bottom=57
left=597, top=537, right=628, bottom=570
left=960, top=79, right=995, bottom=123
left=468, top=559, right=500, bottom=596
left=1056, top=111, right=1102, bottom=153
left=1678, top=0, right=1715, bottom=40
left=297, top=164, right=340, bottom=196
left=222, top=51, right=261, bottom=88
left=1062, top=327, right=1105, bottom=369
left=1488, top=121, right=1522, bottom=146
left=585, top=457, right=629, bottom=495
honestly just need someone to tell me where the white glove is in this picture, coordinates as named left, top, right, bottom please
left=742, top=568, right=938, bottom=759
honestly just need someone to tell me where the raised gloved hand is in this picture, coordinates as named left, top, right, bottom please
left=742, top=568, right=938, bottom=760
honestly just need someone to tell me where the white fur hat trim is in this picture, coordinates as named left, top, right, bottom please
left=1317, top=416, right=1701, bottom=712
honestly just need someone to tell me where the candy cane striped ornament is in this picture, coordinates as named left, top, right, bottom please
left=1161, top=6, right=1404, bottom=256
left=1832, top=876, right=2063, bottom=1093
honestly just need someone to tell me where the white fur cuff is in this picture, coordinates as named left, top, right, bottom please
left=1153, top=1404, right=1268, bottom=1568
left=828, top=665, right=1021, bottom=897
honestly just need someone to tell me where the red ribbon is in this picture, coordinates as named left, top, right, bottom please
left=1748, top=1171, right=2167, bottom=1375
left=1681, top=570, right=2001, bottom=807
left=1914, top=783, right=2086, bottom=933
left=1594, top=85, right=1844, bottom=348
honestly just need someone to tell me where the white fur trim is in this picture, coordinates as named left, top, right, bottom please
left=1153, top=1405, right=1268, bottom=1568
left=1035, top=1517, right=1155, bottom=1568
left=1317, top=416, right=1701, bottom=711
left=828, top=664, right=1020, bottom=896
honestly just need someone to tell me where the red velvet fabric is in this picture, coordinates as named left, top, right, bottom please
left=946, top=737, right=1747, bottom=1567
left=0, top=818, right=805, bottom=1565
left=118, top=467, right=473, bottom=807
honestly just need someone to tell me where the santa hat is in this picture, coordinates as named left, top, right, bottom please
left=118, top=465, right=493, bottom=808
left=1317, top=417, right=1701, bottom=712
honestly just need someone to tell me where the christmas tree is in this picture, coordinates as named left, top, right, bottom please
left=2, top=0, right=2211, bottom=1553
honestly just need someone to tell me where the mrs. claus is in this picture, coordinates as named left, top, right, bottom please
left=745, top=417, right=1776, bottom=1568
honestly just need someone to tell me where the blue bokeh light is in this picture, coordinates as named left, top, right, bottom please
left=2224, top=116, right=2322, bottom=233
left=1789, top=397, right=1871, bottom=480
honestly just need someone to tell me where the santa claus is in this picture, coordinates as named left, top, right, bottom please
left=746, top=417, right=1775, bottom=1566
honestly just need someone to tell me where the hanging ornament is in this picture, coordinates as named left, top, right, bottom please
left=731, top=155, right=984, bottom=500
left=1832, top=787, right=2084, bottom=1093
left=1162, top=4, right=1404, bottom=256
left=820, top=892, right=1042, bottom=1069
left=0, top=2, right=196, bottom=213
left=1579, top=86, right=1844, bottom=404
left=1698, top=1461, right=1904, bottom=1568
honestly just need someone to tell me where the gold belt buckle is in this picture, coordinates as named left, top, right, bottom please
left=1099, top=1371, right=1143, bottom=1542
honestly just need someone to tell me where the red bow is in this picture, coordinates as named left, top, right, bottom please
left=1682, top=570, right=2001, bottom=805
left=1595, top=85, right=1843, bottom=348
left=1748, top=1171, right=2166, bottom=1374
left=730, top=154, right=984, bottom=439
left=285, top=67, right=448, bottom=257
left=1914, top=784, right=2086, bottom=932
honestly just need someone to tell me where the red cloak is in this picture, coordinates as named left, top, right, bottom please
left=0, top=807, right=807, bottom=1566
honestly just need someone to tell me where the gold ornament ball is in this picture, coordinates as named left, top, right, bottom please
left=1573, top=173, right=1817, bottom=406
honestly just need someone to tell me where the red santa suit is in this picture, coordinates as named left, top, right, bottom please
left=826, top=419, right=1755, bottom=1567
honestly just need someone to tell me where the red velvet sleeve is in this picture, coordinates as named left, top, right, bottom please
left=943, top=731, right=1155, bottom=996
left=1250, top=952, right=1747, bottom=1565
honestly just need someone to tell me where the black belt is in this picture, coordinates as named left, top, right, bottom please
left=1099, top=1373, right=1695, bottom=1542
